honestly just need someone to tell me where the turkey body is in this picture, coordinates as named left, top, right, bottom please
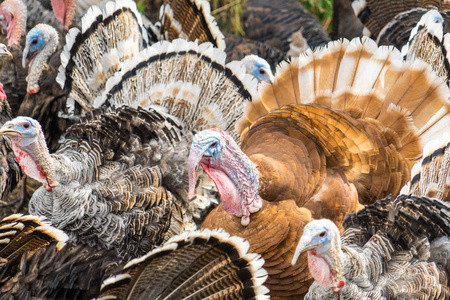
left=189, top=36, right=450, bottom=299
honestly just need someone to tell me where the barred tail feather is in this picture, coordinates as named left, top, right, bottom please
left=159, top=0, right=225, bottom=50
left=93, top=39, right=257, bottom=141
left=0, top=214, right=68, bottom=261
left=57, top=0, right=149, bottom=113
left=98, top=229, right=269, bottom=300
left=404, top=134, right=450, bottom=202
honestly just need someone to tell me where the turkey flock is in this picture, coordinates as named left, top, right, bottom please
left=0, top=0, right=448, bottom=298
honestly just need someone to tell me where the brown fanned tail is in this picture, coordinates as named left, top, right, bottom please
left=238, top=36, right=450, bottom=204
left=98, top=229, right=269, bottom=300
left=0, top=214, right=68, bottom=262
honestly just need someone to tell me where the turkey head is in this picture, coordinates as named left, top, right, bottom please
left=188, top=128, right=263, bottom=226
left=22, top=24, right=59, bottom=95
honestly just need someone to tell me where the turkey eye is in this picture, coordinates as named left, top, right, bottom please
left=31, top=39, right=37, bottom=45
left=210, top=142, right=217, bottom=148
left=319, top=231, right=326, bottom=237
left=259, top=69, right=265, bottom=75
left=23, top=123, right=30, bottom=129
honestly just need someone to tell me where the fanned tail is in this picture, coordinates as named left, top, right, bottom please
left=344, top=194, right=450, bottom=250
left=57, top=0, right=149, bottom=112
left=351, top=0, right=450, bottom=38
left=0, top=214, right=68, bottom=261
left=98, top=229, right=269, bottom=300
left=0, top=214, right=123, bottom=300
left=93, top=39, right=257, bottom=141
left=159, top=0, right=225, bottom=50
left=238, top=37, right=450, bottom=204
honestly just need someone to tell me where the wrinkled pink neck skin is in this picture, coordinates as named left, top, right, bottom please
left=308, top=249, right=345, bottom=293
left=8, top=129, right=57, bottom=192
left=308, top=250, right=335, bottom=287
left=188, top=129, right=263, bottom=226
left=0, top=0, right=27, bottom=46
left=51, top=0, right=75, bottom=29
left=10, top=140, right=51, bottom=191
left=0, top=83, right=6, bottom=101
left=200, top=158, right=245, bottom=215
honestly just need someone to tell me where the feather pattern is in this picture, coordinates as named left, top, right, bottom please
left=159, top=0, right=225, bottom=50
left=243, top=0, right=330, bottom=53
left=0, top=215, right=268, bottom=299
left=22, top=33, right=256, bottom=258
left=298, top=195, right=450, bottom=298
left=377, top=8, right=450, bottom=48
left=98, top=229, right=269, bottom=300
left=401, top=9, right=450, bottom=85
left=352, top=0, right=450, bottom=38
left=403, top=134, right=450, bottom=202
left=239, top=36, right=450, bottom=204
left=57, top=0, right=149, bottom=112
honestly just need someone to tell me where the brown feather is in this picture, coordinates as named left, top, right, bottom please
left=202, top=201, right=313, bottom=299
left=239, top=37, right=449, bottom=204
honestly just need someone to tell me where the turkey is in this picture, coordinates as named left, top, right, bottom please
left=400, top=9, right=450, bottom=85
left=0, top=0, right=27, bottom=46
left=223, top=33, right=288, bottom=69
left=0, top=0, right=258, bottom=259
left=351, top=0, right=450, bottom=40
left=0, top=214, right=269, bottom=299
left=293, top=194, right=450, bottom=299
left=188, top=36, right=450, bottom=299
left=151, top=0, right=278, bottom=80
left=376, top=7, right=450, bottom=48
left=0, top=0, right=28, bottom=116
left=243, top=0, right=331, bottom=55
left=0, top=77, right=22, bottom=218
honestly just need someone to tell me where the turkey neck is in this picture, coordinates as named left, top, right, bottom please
left=0, top=0, right=27, bottom=46
left=10, top=128, right=57, bottom=191
left=188, top=129, right=263, bottom=226
left=26, top=32, right=58, bottom=94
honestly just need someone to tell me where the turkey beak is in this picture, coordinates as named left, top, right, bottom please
left=188, top=145, right=207, bottom=201
left=22, top=46, right=29, bottom=68
left=291, top=235, right=314, bottom=265
left=0, top=121, right=20, bottom=136
left=22, top=43, right=32, bottom=68
left=265, top=72, right=274, bottom=84
left=0, top=46, right=12, bottom=59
